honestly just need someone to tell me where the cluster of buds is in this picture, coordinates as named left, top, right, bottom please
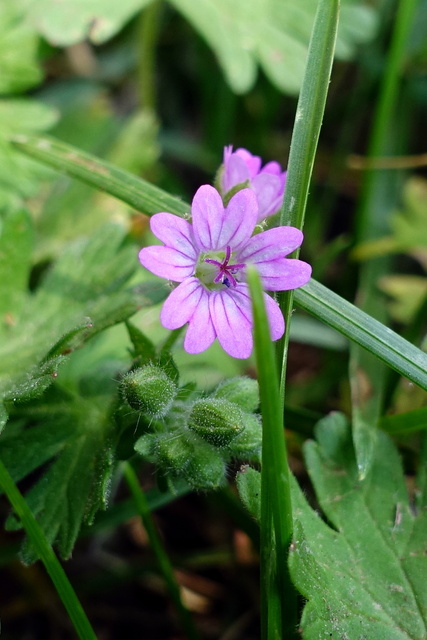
left=119, top=362, right=261, bottom=491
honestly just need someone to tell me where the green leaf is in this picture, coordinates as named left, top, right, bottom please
left=4, top=382, right=116, bottom=562
left=23, top=0, right=376, bottom=95
left=28, top=0, right=154, bottom=46
left=289, top=413, right=427, bottom=640
left=0, top=0, right=42, bottom=94
left=0, top=220, right=166, bottom=423
left=126, top=321, right=156, bottom=365
left=170, top=0, right=377, bottom=95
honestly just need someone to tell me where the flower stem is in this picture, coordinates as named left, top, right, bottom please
left=122, top=461, right=200, bottom=640
left=0, top=459, right=97, bottom=640
left=247, top=266, right=296, bottom=640
left=275, top=0, right=340, bottom=399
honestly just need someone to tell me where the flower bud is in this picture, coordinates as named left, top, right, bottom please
left=213, top=377, right=259, bottom=412
left=156, top=433, right=192, bottom=473
left=183, top=441, right=226, bottom=490
left=187, top=398, right=245, bottom=448
left=121, top=365, right=177, bottom=417
left=226, top=413, right=262, bottom=459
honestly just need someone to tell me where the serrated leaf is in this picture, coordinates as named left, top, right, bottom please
left=170, top=0, right=377, bottom=94
left=5, top=384, right=116, bottom=562
left=289, top=412, right=427, bottom=640
left=126, top=321, right=156, bottom=365
left=25, top=0, right=377, bottom=95
left=0, top=221, right=166, bottom=411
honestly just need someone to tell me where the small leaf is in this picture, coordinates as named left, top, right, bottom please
left=126, top=321, right=156, bottom=364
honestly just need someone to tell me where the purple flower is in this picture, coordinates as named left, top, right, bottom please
left=139, top=185, right=311, bottom=359
left=220, top=146, right=287, bottom=221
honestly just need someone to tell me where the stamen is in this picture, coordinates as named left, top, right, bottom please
left=203, top=246, right=245, bottom=288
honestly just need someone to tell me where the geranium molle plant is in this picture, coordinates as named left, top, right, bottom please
left=220, top=146, right=287, bottom=221
left=139, top=185, right=311, bottom=359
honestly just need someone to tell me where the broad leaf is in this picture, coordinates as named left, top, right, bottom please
left=289, top=413, right=427, bottom=640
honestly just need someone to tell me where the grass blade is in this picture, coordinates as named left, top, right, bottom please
left=275, top=0, right=340, bottom=395
left=247, top=266, right=296, bottom=640
left=11, top=133, right=189, bottom=218
left=295, top=279, right=427, bottom=391
left=0, top=459, right=97, bottom=640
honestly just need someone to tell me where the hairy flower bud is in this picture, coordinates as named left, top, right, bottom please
left=187, top=398, right=245, bottom=447
left=121, top=365, right=177, bottom=417
left=213, top=376, right=259, bottom=412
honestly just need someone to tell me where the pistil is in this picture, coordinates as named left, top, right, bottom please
left=205, top=246, right=245, bottom=288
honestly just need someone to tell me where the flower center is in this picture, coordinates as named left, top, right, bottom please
left=195, top=246, right=245, bottom=290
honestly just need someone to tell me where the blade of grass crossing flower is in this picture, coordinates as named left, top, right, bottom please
left=247, top=266, right=296, bottom=640
left=10, top=134, right=189, bottom=218
left=12, top=134, right=427, bottom=390
left=275, top=0, right=340, bottom=398
left=350, top=0, right=420, bottom=478
left=0, top=459, right=97, bottom=640
left=122, top=462, right=201, bottom=640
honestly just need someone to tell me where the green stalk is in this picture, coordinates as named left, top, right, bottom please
left=137, top=0, right=163, bottom=112
left=0, top=459, right=97, bottom=640
left=350, top=0, right=419, bottom=478
left=122, top=462, right=200, bottom=640
left=275, top=0, right=340, bottom=399
left=247, top=266, right=296, bottom=640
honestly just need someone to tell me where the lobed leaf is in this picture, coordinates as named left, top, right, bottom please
left=289, top=413, right=427, bottom=640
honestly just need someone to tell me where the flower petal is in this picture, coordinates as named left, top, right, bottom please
left=234, top=148, right=262, bottom=178
left=251, top=173, right=284, bottom=219
left=260, top=161, right=283, bottom=176
left=184, top=289, right=216, bottom=353
left=150, top=213, right=197, bottom=259
left=160, top=278, right=203, bottom=329
left=237, top=226, right=304, bottom=263
left=228, top=284, right=284, bottom=341
left=221, top=153, right=250, bottom=194
left=218, top=188, right=258, bottom=250
left=139, top=246, right=195, bottom=282
left=209, top=287, right=253, bottom=359
left=263, top=292, right=285, bottom=340
left=256, top=258, right=312, bottom=291
left=191, top=185, right=225, bottom=251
